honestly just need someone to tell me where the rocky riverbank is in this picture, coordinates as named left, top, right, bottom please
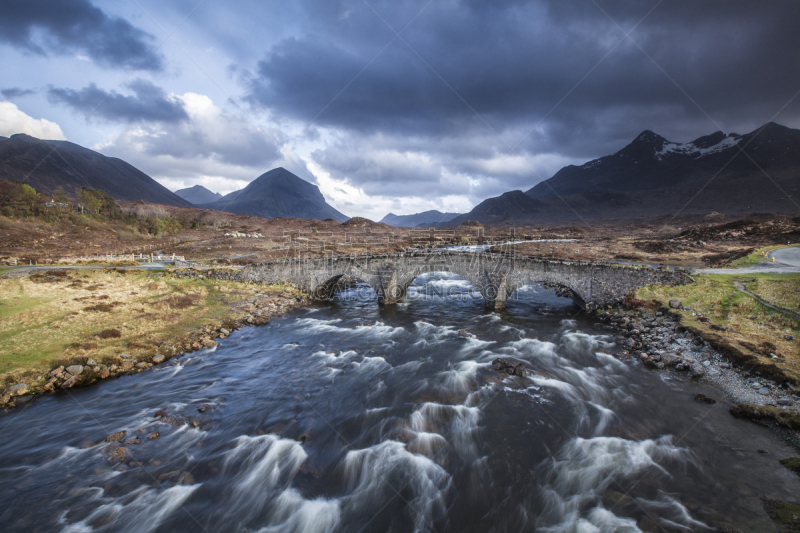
left=0, top=270, right=310, bottom=410
left=599, top=303, right=800, bottom=439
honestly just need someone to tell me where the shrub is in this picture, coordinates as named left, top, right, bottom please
left=98, top=328, right=122, bottom=339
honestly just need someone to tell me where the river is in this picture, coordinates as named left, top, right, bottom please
left=0, top=273, right=798, bottom=532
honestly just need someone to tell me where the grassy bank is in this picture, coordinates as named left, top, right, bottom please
left=0, top=268, right=302, bottom=385
left=635, top=272, right=800, bottom=383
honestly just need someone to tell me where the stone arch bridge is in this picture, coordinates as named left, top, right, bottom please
left=241, top=251, right=691, bottom=310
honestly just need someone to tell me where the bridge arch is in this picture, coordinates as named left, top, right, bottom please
left=240, top=251, right=691, bottom=310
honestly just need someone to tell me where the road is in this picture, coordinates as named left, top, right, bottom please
left=693, top=245, right=800, bottom=274
left=770, top=246, right=800, bottom=267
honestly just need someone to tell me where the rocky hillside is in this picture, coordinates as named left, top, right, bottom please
left=0, top=134, right=191, bottom=207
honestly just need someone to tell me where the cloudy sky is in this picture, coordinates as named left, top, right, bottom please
left=2, top=0, right=800, bottom=219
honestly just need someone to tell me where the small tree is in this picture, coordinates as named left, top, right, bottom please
left=15, top=184, right=41, bottom=216
left=77, top=188, right=101, bottom=214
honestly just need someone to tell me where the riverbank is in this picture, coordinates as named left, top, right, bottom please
left=0, top=267, right=309, bottom=409
left=600, top=273, right=800, bottom=446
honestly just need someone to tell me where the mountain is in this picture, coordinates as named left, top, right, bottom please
left=175, top=184, right=223, bottom=205
left=446, top=191, right=569, bottom=227
left=452, top=122, right=800, bottom=226
left=380, top=210, right=462, bottom=227
left=0, top=133, right=191, bottom=207
left=203, top=167, right=348, bottom=222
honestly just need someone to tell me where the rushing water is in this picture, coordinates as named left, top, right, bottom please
left=1, top=273, right=798, bottom=532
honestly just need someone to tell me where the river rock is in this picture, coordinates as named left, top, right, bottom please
left=147, top=431, right=160, bottom=440
left=669, top=299, right=682, bottom=309
left=98, top=366, right=110, bottom=379
left=105, top=447, right=130, bottom=463
left=66, top=365, right=84, bottom=376
left=105, top=430, right=127, bottom=442
left=177, top=472, right=195, bottom=485
left=777, top=399, right=793, bottom=406
left=6, top=383, right=30, bottom=396
left=758, top=388, right=770, bottom=395
left=219, top=328, right=230, bottom=336
left=492, top=357, right=527, bottom=377
left=47, top=366, right=64, bottom=379
left=121, top=361, right=134, bottom=370
left=60, top=375, right=79, bottom=389
left=86, top=359, right=97, bottom=366
left=694, top=393, right=716, bottom=404
left=158, top=471, right=180, bottom=482
left=152, top=354, right=165, bottom=364
left=689, top=363, right=706, bottom=378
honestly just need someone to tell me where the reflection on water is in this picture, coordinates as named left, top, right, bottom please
left=0, top=272, right=798, bottom=532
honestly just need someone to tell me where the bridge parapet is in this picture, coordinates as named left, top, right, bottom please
left=241, top=251, right=691, bottom=310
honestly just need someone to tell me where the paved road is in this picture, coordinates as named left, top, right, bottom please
left=770, top=246, right=800, bottom=267
left=692, top=245, right=800, bottom=275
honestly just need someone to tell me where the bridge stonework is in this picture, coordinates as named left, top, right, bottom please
left=241, top=251, right=691, bottom=310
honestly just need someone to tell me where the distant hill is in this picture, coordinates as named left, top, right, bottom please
left=0, top=133, right=191, bottom=207
left=203, top=167, right=348, bottom=222
left=449, top=122, right=800, bottom=226
left=380, top=210, right=461, bottom=227
left=175, top=184, right=223, bottom=205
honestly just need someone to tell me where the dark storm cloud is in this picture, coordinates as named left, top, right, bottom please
left=242, top=0, right=800, bottom=203
left=1, top=88, right=36, bottom=99
left=0, top=0, right=163, bottom=71
left=247, top=0, right=800, bottom=149
left=48, top=80, right=188, bottom=123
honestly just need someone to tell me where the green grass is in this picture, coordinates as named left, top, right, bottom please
left=635, top=272, right=800, bottom=381
left=0, top=269, right=298, bottom=381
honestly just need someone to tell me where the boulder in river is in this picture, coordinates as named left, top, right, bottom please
left=105, top=430, right=127, bottom=443
left=492, top=357, right=527, bottom=378
left=693, top=393, right=716, bottom=404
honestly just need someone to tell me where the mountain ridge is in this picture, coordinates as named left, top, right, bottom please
left=0, top=134, right=192, bottom=207
left=380, top=210, right=461, bottom=227
left=175, top=184, right=223, bottom=205
left=449, top=122, right=800, bottom=226
left=202, top=167, right=348, bottom=222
